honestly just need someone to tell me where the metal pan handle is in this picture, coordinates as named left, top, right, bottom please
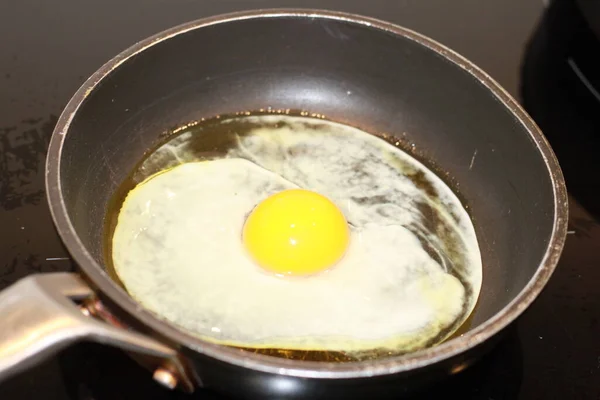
left=0, top=272, right=193, bottom=390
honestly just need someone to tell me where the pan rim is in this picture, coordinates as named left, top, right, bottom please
left=45, top=8, right=568, bottom=379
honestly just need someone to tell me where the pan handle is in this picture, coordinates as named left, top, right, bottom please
left=0, top=272, right=192, bottom=389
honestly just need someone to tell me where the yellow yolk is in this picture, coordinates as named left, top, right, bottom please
left=243, top=189, right=350, bottom=276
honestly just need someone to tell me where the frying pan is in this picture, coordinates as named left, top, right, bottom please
left=0, top=9, right=567, bottom=399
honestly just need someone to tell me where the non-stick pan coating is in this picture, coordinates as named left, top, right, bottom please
left=47, top=10, right=567, bottom=399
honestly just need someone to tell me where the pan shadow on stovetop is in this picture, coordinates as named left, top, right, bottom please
left=53, top=327, right=522, bottom=400
left=521, top=0, right=600, bottom=219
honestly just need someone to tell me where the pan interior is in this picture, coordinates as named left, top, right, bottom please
left=102, top=112, right=483, bottom=361
left=57, top=15, right=556, bottom=356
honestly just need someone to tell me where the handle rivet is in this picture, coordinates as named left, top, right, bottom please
left=153, top=367, right=178, bottom=390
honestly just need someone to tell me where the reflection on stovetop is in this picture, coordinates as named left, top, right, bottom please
left=522, top=0, right=600, bottom=218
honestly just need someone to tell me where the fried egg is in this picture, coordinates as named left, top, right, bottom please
left=111, top=115, right=482, bottom=355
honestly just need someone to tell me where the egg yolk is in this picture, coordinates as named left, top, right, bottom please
left=242, top=189, right=350, bottom=276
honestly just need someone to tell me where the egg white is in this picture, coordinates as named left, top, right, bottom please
left=112, top=116, right=482, bottom=354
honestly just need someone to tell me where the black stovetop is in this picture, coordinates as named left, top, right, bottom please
left=1, top=0, right=599, bottom=399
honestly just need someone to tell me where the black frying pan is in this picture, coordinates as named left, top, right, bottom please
left=0, top=9, right=567, bottom=399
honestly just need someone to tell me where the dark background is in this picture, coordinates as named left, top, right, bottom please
left=1, top=1, right=598, bottom=399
